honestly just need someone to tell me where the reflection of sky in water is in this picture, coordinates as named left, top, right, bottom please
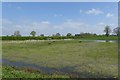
left=0, top=59, right=2, bottom=63
left=2, top=59, right=80, bottom=76
left=80, top=40, right=117, bottom=43
left=2, top=58, right=118, bottom=78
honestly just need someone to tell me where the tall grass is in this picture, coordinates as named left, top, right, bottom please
left=2, top=40, right=118, bottom=78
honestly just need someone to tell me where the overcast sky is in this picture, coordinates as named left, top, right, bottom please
left=2, top=2, right=118, bottom=36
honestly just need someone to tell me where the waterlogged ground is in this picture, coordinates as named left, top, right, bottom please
left=2, top=40, right=118, bottom=78
left=2, top=65, right=70, bottom=78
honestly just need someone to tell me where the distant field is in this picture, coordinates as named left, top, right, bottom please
left=2, top=40, right=118, bottom=78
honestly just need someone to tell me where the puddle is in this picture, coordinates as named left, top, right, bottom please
left=2, top=59, right=115, bottom=78
left=2, top=59, right=94, bottom=77
left=2, top=59, right=58, bottom=74
left=80, top=40, right=117, bottom=43
left=2, top=59, right=82, bottom=77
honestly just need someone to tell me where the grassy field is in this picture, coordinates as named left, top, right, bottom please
left=2, top=40, right=118, bottom=78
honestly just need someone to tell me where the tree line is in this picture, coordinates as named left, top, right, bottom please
left=2, top=26, right=119, bottom=40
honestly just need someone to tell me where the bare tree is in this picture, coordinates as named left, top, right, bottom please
left=104, top=25, right=111, bottom=36
left=56, top=33, right=61, bottom=36
left=113, top=27, right=120, bottom=36
left=14, top=30, right=21, bottom=36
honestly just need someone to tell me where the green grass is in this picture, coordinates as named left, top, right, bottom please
left=2, top=65, right=70, bottom=78
left=2, top=40, right=118, bottom=78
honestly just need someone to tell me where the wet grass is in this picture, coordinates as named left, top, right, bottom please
left=2, top=65, right=70, bottom=78
left=2, top=40, right=118, bottom=78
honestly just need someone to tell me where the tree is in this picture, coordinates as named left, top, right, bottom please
left=66, top=33, right=72, bottom=37
left=75, top=34, right=80, bottom=36
left=56, top=33, right=61, bottom=36
left=40, top=34, right=44, bottom=37
left=14, top=30, right=21, bottom=36
left=52, top=34, right=55, bottom=36
left=113, top=27, right=120, bottom=36
left=30, top=31, right=36, bottom=37
left=104, top=25, right=111, bottom=36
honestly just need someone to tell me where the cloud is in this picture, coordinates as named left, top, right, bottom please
left=41, top=21, right=50, bottom=24
left=80, top=10, right=83, bottom=13
left=2, top=19, right=89, bottom=36
left=106, top=13, right=114, bottom=18
left=86, top=8, right=103, bottom=15
left=97, top=22, right=115, bottom=27
left=14, top=25, right=22, bottom=28
left=52, top=21, right=89, bottom=34
left=2, top=18, right=117, bottom=36
left=98, top=22, right=105, bottom=25
left=16, top=6, right=22, bottom=10
left=2, top=19, right=12, bottom=25
left=54, top=14, right=63, bottom=17
left=66, top=19, right=73, bottom=22
left=59, top=14, right=63, bottom=16
left=2, top=19, right=22, bottom=36
left=54, top=14, right=57, bottom=17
